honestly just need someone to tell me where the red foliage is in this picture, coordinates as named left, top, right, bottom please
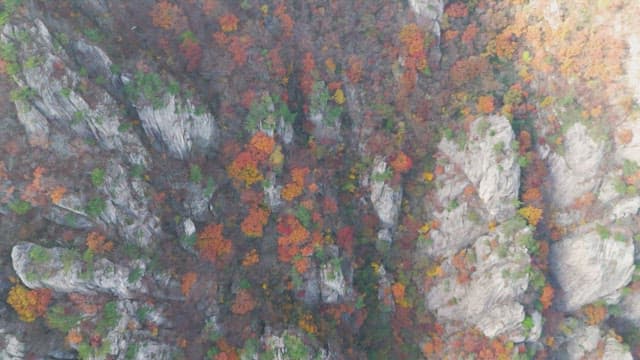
left=227, top=35, right=252, bottom=66
left=277, top=215, right=314, bottom=268
left=231, top=289, right=256, bottom=315
left=445, top=2, right=469, bottom=18
left=268, top=48, right=287, bottom=80
left=179, top=37, right=202, bottom=72
left=336, top=226, right=354, bottom=257
left=389, top=151, right=413, bottom=174
left=196, top=224, right=232, bottom=264
left=274, top=4, right=294, bottom=38
left=449, top=56, right=489, bottom=86
left=346, top=56, right=363, bottom=83
left=462, top=23, right=479, bottom=44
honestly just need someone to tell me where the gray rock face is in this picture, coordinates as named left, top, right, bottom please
left=369, top=157, right=402, bottom=230
left=0, top=331, right=25, bottom=360
left=100, top=161, right=161, bottom=247
left=320, top=247, right=347, bottom=304
left=550, top=230, right=634, bottom=311
left=11, top=242, right=144, bottom=297
left=627, top=34, right=640, bottom=106
left=547, top=123, right=605, bottom=208
left=439, top=115, right=520, bottom=222
left=2, top=18, right=149, bottom=165
left=426, top=224, right=531, bottom=341
left=137, top=94, right=218, bottom=160
left=13, top=99, right=49, bottom=148
left=555, top=322, right=633, bottom=360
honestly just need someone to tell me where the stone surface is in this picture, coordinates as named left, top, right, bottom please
left=439, top=115, right=520, bottom=221
left=137, top=94, right=218, bottom=160
left=547, top=123, right=605, bottom=208
left=11, top=242, right=144, bottom=297
left=369, top=157, right=402, bottom=230
left=426, top=224, right=531, bottom=341
left=550, top=230, right=634, bottom=311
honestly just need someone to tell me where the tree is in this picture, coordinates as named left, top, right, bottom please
left=196, top=224, right=232, bottom=264
left=7, top=284, right=52, bottom=322
left=149, top=1, right=187, bottom=33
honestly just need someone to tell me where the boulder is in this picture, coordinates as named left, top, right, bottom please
left=547, top=123, right=605, bottom=208
left=11, top=242, right=144, bottom=297
left=439, top=115, right=520, bottom=221
left=369, top=157, right=402, bottom=231
left=426, top=224, right=531, bottom=341
left=550, top=230, right=634, bottom=311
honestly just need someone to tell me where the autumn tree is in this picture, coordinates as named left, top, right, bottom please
left=7, top=284, right=52, bottom=322
left=196, top=224, right=232, bottom=264
left=149, top=0, right=187, bottom=33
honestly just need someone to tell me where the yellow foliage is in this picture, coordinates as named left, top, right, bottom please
left=518, top=205, right=543, bottom=226
left=6, top=285, right=52, bottom=322
left=423, top=172, right=434, bottom=182
left=333, top=88, right=345, bottom=105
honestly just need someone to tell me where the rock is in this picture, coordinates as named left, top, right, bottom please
left=2, top=18, right=148, bottom=165
left=550, top=229, right=634, bottom=311
left=602, top=334, right=633, bottom=360
left=308, top=81, right=342, bottom=142
left=320, top=247, right=347, bottom=304
left=439, top=115, right=520, bottom=221
left=562, top=324, right=601, bottom=360
left=183, top=182, right=212, bottom=221
left=547, top=123, right=605, bottom=208
left=426, top=224, right=531, bottom=341
left=619, top=289, right=640, bottom=326
left=427, top=201, right=488, bottom=258
left=13, top=99, right=49, bottom=148
left=610, top=196, right=640, bottom=221
left=136, top=94, right=218, bottom=160
left=369, top=157, right=402, bottom=230
left=627, top=34, right=640, bottom=106
left=11, top=242, right=144, bottom=297
left=45, top=194, right=95, bottom=229
left=99, top=161, right=161, bottom=247
left=408, top=0, right=444, bottom=35
left=0, top=331, right=25, bottom=360
left=129, top=341, right=177, bottom=360
left=71, top=39, right=121, bottom=95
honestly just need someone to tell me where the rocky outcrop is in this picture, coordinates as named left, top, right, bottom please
left=2, top=18, right=148, bottom=165
left=11, top=242, right=145, bottom=297
left=426, top=115, right=519, bottom=257
left=369, top=157, right=402, bottom=243
left=0, top=330, right=25, bottom=360
left=545, top=123, right=605, bottom=208
left=99, top=161, right=162, bottom=247
left=439, top=115, right=520, bottom=221
left=554, top=321, right=633, bottom=360
left=550, top=229, right=634, bottom=311
left=135, top=94, right=218, bottom=160
left=426, top=224, right=532, bottom=341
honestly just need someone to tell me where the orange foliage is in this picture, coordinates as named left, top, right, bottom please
left=281, top=167, right=309, bottom=201
left=462, top=23, right=479, bottom=44
left=277, top=215, right=310, bottom=263
left=219, top=13, right=239, bottom=32
left=347, top=56, right=363, bottom=83
left=389, top=151, right=413, bottom=174
left=247, top=132, right=275, bottom=161
left=445, top=2, right=468, bottom=18
left=476, top=95, right=495, bottom=114
left=241, top=206, right=270, bottom=237
left=227, top=152, right=263, bottom=187
left=399, top=24, right=426, bottom=65
left=66, top=329, right=82, bottom=345
left=298, top=313, right=318, bottom=334
left=522, top=187, right=542, bottom=203
left=50, top=186, right=66, bottom=204
left=422, top=337, right=444, bottom=358
left=540, top=284, right=554, bottom=310
left=196, top=224, right=232, bottom=264
left=85, top=232, right=113, bottom=253
left=450, top=56, right=489, bottom=86
left=181, top=272, right=197, bottom=297
left=293, top=257, right=310, bottom=274
left=22, top=166, right=47, bottom=205
left=7, top=285, right=52, bottom=322
left=149, top=1, right=187, bottom=32
left=618, top=129, right=633, bottom=145
left=583, top=303, right=607, bottom=325
left=231, top=289, right=256, bottom=315
left=242, top=249, right=259, bottom=267
left=495, top=32, right=517, bottom=59
left=519, top=130, right=532, bottom=154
